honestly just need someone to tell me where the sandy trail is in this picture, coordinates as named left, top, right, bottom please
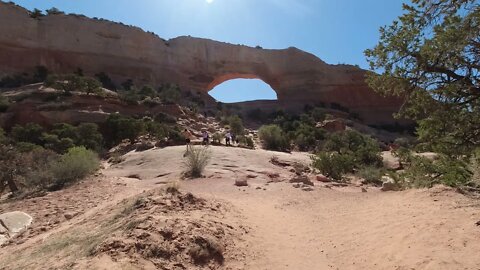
left=105, top=146, right=480, bottom=270
left=1, top=145, right=480, bottom=269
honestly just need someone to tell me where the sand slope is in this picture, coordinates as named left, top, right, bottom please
left=1, top=145, right=479, bottom=269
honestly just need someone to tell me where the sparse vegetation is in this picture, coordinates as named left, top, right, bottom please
left=183, top=146, right=211, bottom=178
left=311, top=152, right=354, bottom=180
left=258, top=124, right=289, bottom=152
left=50, top=146, right=99, bottom=190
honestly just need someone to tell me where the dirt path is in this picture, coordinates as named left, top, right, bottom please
left=1, top=145, right=480, bottom=269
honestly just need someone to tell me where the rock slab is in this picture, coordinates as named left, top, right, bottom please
left=0, top=211, right=33, bottom=246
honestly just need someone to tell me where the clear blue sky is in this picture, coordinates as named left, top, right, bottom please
left=8, top=0, right=407, bottom=102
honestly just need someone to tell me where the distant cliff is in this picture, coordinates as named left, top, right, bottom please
left=0, top=2, right=406, bottom=126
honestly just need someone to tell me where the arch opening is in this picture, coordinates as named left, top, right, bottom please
left=208, top=78, right=278, bottom=103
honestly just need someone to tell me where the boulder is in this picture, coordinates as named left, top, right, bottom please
left=380, top=176, right=398, bottom=192
left=316, top=174, right=331, bottom=183
left=381, top=151, right=401, bottom=170
left=289, top=175, right=314, bottom=186
left=235, top=179, right=248, bottom=187
left=0, top=211, right=33, bottom=246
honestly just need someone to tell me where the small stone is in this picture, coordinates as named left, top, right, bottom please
left=293, top=183, right=301, bottom=188
left=361, top=188, right=368, bottom=193
left=235, top=179, right=248, bottom=187
left=302, top=186, right=314, bottom=192
left=316, top=174, right=331, bottom=183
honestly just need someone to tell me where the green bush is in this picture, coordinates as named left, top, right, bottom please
left=11, top=123, right=45, bottom=145
left=45, top=74, right=102, bottom=95
left=51, top=146, right=99, bottom=189
left=183, top=146, right=211, bottom=178
left=159, top=84, right=181, bottom=103
left=105, top=114, right=146, bottom=146
left=357, top=166, right=385, bottom=186
left=323, top=130, right=382, bottom=167
left=258, top=124, right=289, bottom=152
left=30, top=8, right=44, bottom=19
left=239, top=135, right=255, bottom=149
left=42, top=133, right=75, bottom=154
left=95, top=72, right=117, bottom=91
left=401, top=154, right=472, bottom=188
left=0, top=128, right=6, bottom=145
left=0, top=94, right=10, bottom=112
left=225, top=115, right=245, bottom=135
left=311, top=152, right=354, bottom=180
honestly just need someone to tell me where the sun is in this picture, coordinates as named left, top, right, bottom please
left=206, top=0, right=214, bottom=3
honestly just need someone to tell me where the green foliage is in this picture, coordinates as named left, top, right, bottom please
left=11, top=123, right=45, bottom=145
left=45, top=74, right=103, bottom=95
left=30, top=8, right=44, bottom=19
left=239, top=135, right=255, bottom=149
left=95, top=72, right=117, bottom=91
left=46, top=7, right=64, bottom=15
left=159, top=84, right=181, bottom=103
left=323, top=130, right=382, bottom=167
left=138, top=85, right=156, bottom=98
left=258, top=125, right=289, bottom=152
left=311, top=152, right=354, bottom=180
left=0, top=94, right=10, bottom=112
left=0, top=128, right=5, bottom=145
left=365, top=0, right=480, bottom=155
left=50, top=146, right=99, bottom=189
left=291, top=123, right=326, bottom=151
left=144, top=118, right=169, bottom=140
left=42, top=133, right=75, bottom=154
left=357, top=166, right=385, bottom=186
left=310, top=107, right=326, bottom=122
left=224, top=115, right=245, bottom=135
left=76, top=123, right=103, bottom=152
left=33, top=66, right=49, bottom=82
left=183, top=146, right=211, bottom=178
left=212, top=133, right=223, bottom=144
left=403, top=154, right=472, bottom=188
left=0, top=73, right=30, bottom=88
left=105, top=114, right=146, bottom=146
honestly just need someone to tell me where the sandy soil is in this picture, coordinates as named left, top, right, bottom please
left=1, top=145, right=480, bottom=269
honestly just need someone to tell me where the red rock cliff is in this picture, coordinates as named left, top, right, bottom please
left=0, top=2, right=405, bottom=126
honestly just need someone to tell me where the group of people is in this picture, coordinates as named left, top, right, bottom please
left=182, top=128, right=239, bottom=150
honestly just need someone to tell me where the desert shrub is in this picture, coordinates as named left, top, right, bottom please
left=138, top=85, right=157, bottom=98
left=159, top=84, right=181, bottom=103
left=311, top=152, right=354, bottom=180
left=183, top=146, right=211, bottom=178
left=471, top=149, right=480, bottom=186
left=224, top=115, right=245, bottom=135
left=291, top=123, right=325, bottom=151
left=239, top=135, right=255, bottom=149
left=0, top=127, right=6, bottom=145
left=105, top=114, right=146, bottom=146
left=0, top=146, right=58, bottom=195
left=310, top=107, right=326, bottom=122
left=121, top=79, right=134, bottom=91
left=144, top=119, right=168, bottom=140
left=42, top=133, right=75, bottom=154
left=394, top=137, right=412, bottom=148
left=95, top=72, right=117, bottom=91
left=0, top=94, right=10, bottom=112
left=30, top=8, right=44, bottom=19
left=155, top=112, right=177, bottom=124
left=50, top=146, right=99, bottom=189
left=11, top=123, right=45, bottom=145
left=76, top=123, right=103, bottom=152
left=322, top=130, right=382, bottom=167
left=15, top=142, right=43, bottom=153
left=258, top=124, right=289, bottom=152
left=45, top=74, right=102, bottom=95
left=46, top=7, right=64, bottom=15
left=400, top=155, right=472, bottom=188
left=33, top=66, right=49, bottom=82
left=212, top=133, right=223, bottom=144
left=0, top=73, right=30, bottom=88
left=357, top=166, right=385, bottom=186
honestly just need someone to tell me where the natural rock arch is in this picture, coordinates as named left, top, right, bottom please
left=0, top=2, right=406, bottom=126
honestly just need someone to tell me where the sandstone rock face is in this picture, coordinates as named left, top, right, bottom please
left=0, top=2, right=405, bottom=126
left=0, top=211, right=33, bottom=246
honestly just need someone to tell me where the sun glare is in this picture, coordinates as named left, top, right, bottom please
left=206, top=0, right=214, bottom=3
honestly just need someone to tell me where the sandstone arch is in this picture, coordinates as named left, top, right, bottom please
left=0, top=2, right=406, bottom=126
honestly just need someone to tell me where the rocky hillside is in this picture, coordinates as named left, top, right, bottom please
left=0, top=2, right=406, bottom=126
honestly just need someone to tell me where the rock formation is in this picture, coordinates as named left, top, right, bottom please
left=0, top=2, right=405, bottom=126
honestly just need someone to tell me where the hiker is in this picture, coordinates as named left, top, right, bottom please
left=231, top=133, right=236, bottom=146
left=225, top=131, right=232, bottom=146
left=182, top=129, right=193, bottom=154
left=202, top=130, right=209, bottom=146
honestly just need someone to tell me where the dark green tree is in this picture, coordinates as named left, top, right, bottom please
left=365, top=0, right=480, bottom=155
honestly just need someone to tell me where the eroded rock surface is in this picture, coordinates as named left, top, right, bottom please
left=0, top=2, right=406, bottom=126
left=0, top=211, right=33, bottom=246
